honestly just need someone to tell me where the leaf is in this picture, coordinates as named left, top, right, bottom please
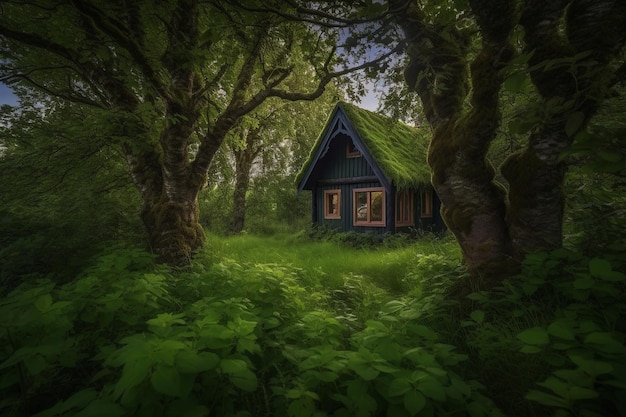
left=504, top=71, right=528, bottom=93
left=568, top=354, right=613, bottom=376
left=567, top=386, right=598, bottom=400
left=176, top=350, right=219, bottom=373
left=547, top=322, right=576, bottom=341
left=589, top=258, right=612, bottom=278
left=470, top=310, right=484, bottom=324
left=287, top=397, right=314, bottom=417
left=154, top=340, right=187, bottom=365
left=229, top=369, right=258, bottom=392
left=388, top=378, right=412, bottom=397
left=382, top=300, right=405, bottom=314
left=410, top=324, right=438, bottom=340
left=403, top=390, right=426, bottom=416
left=34, top=294, right=53, bottom=312
left=24, top=355, right=47, bottom=375
left=466, top=292, right=489, bottom=302
left=220, top=359, right=248, bottom=374
left=113, top=357, right=152, bottom=399
left=517, top=327, right=550, bottom=346
left=565, top=112, right=585, bottom=137
left=150, top=365, right=181, bottom=397
left=418, top=376, right=446, bottom=402
left=525, top=390, right=568, bottom=408
left=347, top=352, right=380, bottom=381
left=350, top=362, right=379, bottom=381
left=520, top=345, right=543, bottom=354
left=371, top=361, right=398, bottom=374
left=573, top=277, right=594, bottom=289
left=584, top=332, right=626, bottom=353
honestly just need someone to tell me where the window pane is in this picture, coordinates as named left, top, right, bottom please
left=356, top=192, right=367, bottom=221
left=328, top=194, right=338, bottom=214
left=371, top=191, right=383, bottom=221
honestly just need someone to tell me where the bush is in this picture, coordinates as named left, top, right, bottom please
left=457, top=246, right=626, bottom=417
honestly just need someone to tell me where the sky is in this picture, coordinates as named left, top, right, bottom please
left=0, top=81, right=379, bottom=110
left=0, top=83, right=18, bottom=106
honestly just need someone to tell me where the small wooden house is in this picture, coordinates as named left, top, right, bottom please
left=296, top=102, right=445, bottom=234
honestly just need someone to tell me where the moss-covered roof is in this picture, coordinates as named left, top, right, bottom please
left=296, top=101, right=432, bottom=189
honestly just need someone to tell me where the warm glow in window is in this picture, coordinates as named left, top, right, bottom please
left=421, top=189, right=433, bottom=218
left=324, top=190, right=341, bottom=219
left=354, top=188, right=385, bottom=226
left=396, top=191, right=414, bottom=226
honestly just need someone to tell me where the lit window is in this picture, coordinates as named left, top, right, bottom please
left=346, top=141, right=361, bottom=158
left=354, top=188, right=385, bottom=226
left=421, top=189, right=433, bottom=218
left=396, top=191, right=414, bottom=226
left=324, top=190, right=341, bottom=219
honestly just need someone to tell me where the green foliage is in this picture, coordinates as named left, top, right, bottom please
left=0, top=104, right=143, bottom=292
left=459, top=245, right=626, bottom=417
left=1, top=234, right=500, bottom=417
left=1, top=226, right=623, bottom=417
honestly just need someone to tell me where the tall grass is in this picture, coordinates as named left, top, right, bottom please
left=202, top=232, right=460, bottom=293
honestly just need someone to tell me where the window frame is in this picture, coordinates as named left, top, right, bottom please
left=353, top=187, right=386, bottom=227
left=420, top=189, right=433, bottom=218
left=324, top=189, right=341, bottom=219
left=395, top=191, right=414, bottom=227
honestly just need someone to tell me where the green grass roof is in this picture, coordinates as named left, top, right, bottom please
left=297, top=101, right=432, bottom=189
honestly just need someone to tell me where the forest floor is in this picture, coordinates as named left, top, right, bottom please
left=2, top=232, right=623, bottom=417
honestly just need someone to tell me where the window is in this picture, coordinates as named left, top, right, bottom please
left=324, top=190, right=341, bottom=219
left=346, top=141, right=361, bottom=158
left=421, top=189, right=433, bottom=218
left=353, top=188, right=385, bottom=226
left=396, top=191, right=414, bottom=226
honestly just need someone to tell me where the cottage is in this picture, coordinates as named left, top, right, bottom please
left=296, top=102, right=445, bottom=234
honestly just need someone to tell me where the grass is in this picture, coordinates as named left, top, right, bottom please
left=203, top=232, right=460, bottom=294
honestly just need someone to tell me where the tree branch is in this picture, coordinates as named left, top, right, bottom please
left=71, top=0, right=168, bottom=99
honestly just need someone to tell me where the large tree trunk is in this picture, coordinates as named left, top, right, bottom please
left=391, top=0, right=626, bottom=288
left=141, top=188, right=205, bottom=265
left=392, top=0, right=519, bottom=286
left=125, top=121, right=208, bottom=265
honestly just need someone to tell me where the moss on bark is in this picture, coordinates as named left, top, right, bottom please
left=142, top=195, right=205, bottom=265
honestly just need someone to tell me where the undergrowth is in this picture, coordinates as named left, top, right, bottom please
left=1, top=234, right=624, bottom=417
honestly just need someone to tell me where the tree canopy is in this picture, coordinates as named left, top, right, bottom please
left=0, top=0, right=395, bottom=264
left=2, top=0, right=625, bottom=284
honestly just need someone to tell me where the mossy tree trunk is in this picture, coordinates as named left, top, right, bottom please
left=230, top=127, right=262, bottom=234
left=391, top=0, right=626, bottom=287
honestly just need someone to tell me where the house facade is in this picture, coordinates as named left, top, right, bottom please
left=296, top=102, right=445, bottom=234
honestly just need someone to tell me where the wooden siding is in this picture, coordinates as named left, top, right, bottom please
left=316, top=134, right=375, bottom=181
left=315, top=182, right=445, bottom=234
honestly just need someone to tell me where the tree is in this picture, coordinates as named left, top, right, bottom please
left=0, top=0, right=394, bottom=264
left=0, top=101, right=142, bottom=291
left=280, top=0, right=625, bottom=283
left=380, top=0, right=626, bottom=286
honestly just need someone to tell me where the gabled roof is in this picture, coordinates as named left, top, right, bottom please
left=296, top=102, right=432, bottom=191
